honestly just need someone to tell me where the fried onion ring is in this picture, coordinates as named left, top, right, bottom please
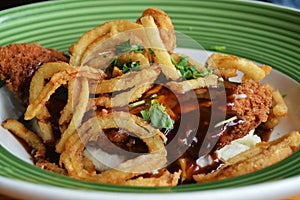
left=93, top=67, right=160, bottom=107
left=24, top=64, right=77, bottom=120
left=59, top=66, right=105, bottom=126
left=2, top=119, right=46, bottom=161
left=60, top=111, right=167, bottom=184
left=56, top=77, right=90, bottom=153
left=89, top=66, right=159, bottom=94
left=29, top=61, right=69, bottom=143
left=69, top=20, right=149, bottom=67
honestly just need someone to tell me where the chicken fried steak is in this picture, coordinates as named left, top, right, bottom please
left=0, top=43, right=69, bottom=102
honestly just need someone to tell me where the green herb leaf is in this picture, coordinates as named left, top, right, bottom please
left=149, top=104, right=174, bottom=130
left=115, top=39, right=144, bottom=54
left=140, top=100, right=174, bottom=130
left=140, top=109, right=150, bottom=121
left=107, top=58, right=141, bottom=75
left=171, top=56, right=213, bottom=80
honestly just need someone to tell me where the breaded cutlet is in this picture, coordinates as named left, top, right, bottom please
left=0, top=43, right=69, bottom=103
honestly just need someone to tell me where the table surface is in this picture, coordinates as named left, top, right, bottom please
left=0, top=0, right=299, bottom=199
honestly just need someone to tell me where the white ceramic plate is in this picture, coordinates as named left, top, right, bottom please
left=0, top=0, right=299, bottom=199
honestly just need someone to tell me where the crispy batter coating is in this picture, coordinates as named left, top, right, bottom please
left=0, top=43, right=69, bottom=100
left=235, top=81, right=272, bottom=123
left=217, top=81, right=273, bottom=149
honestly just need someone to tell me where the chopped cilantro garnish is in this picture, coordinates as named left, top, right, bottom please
left=106, top=58, right=140, bottom=75
left=115, top=39, right=145, bottom=54
left=171, top=56, right=213, bottom=80
left=141, top=99, right=174, bottom=130
left=140, top=109, right=150, bottom=121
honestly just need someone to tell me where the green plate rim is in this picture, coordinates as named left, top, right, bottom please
left=0, top=0, right=299, bottom=193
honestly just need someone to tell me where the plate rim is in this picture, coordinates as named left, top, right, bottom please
left=0, top=0, right=300, bottom=198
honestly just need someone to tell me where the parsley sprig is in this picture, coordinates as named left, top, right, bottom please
left=115, top=39, right=145, bottom=54
left=106, top=58, right=140, bottom=75
left=141, top=99, right=174, bottom=130
left=171, top=56, right=213, bottom=80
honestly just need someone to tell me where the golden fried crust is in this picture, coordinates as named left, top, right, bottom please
left=137, top=8, right=176, bottom=53
left=193, top=131, right=300, bottom=183
left=235, top=81, right=272, bottom=123
left=0, top=43, right=69, bottom=100
left=215, top=81, right=273, bottom=149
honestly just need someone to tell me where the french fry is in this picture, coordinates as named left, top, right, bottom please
left=139, top=15, right=180, bottom=80
left=272, top=90, right=288, bottom=117
left=193, top=131, right=300, bottom=183
left=58, top=79, right=76, bottom=126
left=264, top=89, right=288, bottom=129
left=206, top=53, right=272, bottom=82
left=36, top=160, right=67, bottom=175
left=137, top=8, right=176, bottom=53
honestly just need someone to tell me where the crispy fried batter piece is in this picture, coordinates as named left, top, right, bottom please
left=193, top=131, right=300, bottom=183
left=216, top=81, right=273, bottom=149
left=0, top=43, right=69, bottom=101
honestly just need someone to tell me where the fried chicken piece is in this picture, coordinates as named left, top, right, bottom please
left=216, top=81, right=273, bottom=149
left=0, top=43, right=69, bottom=102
